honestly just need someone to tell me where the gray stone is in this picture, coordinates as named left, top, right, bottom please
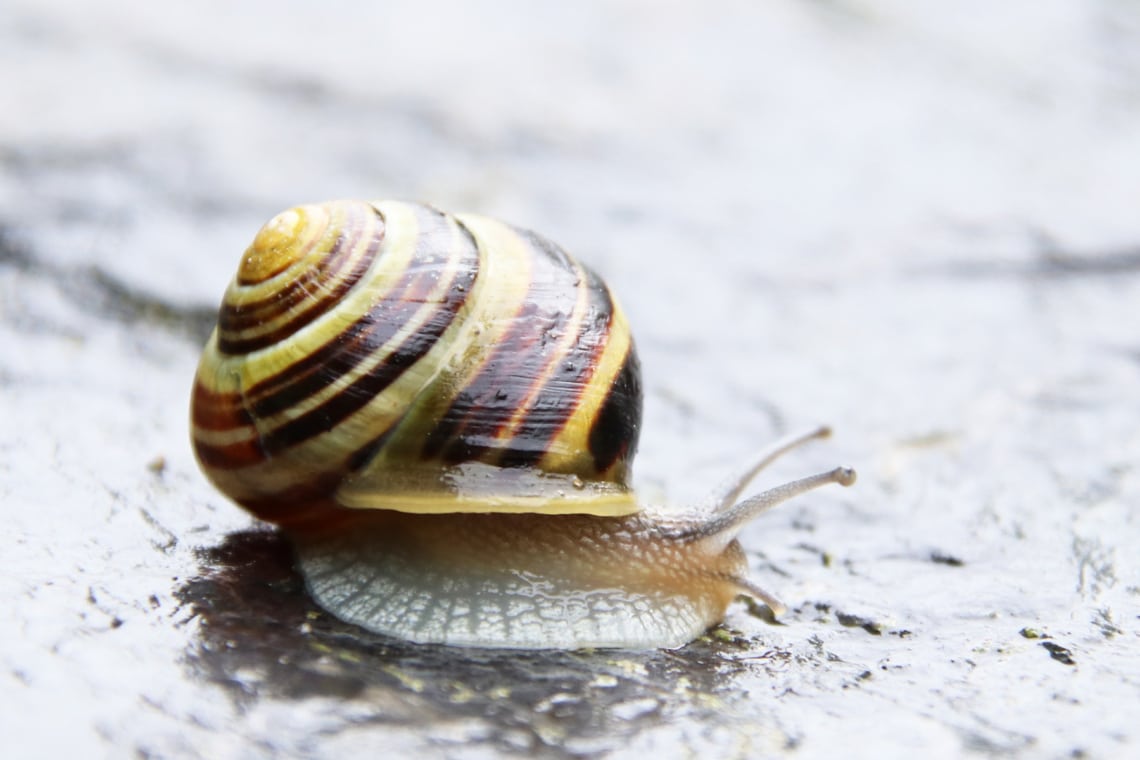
left=2, top=1, right=1138, bottom=757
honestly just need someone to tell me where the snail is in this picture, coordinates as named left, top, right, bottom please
left=190, top=199, right=855, bottom=649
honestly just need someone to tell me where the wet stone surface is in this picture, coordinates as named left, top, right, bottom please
left=3, top=1, right=1139, bottom=758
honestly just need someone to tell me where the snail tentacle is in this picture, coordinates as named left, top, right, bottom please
left=727, top=575, right=787, bottom=617
left=707, top=467, right=856, bottom=539
left=707, top=425, right=834, bottom=513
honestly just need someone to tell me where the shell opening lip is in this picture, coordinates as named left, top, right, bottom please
left=334, top=457, right=642, bottom=517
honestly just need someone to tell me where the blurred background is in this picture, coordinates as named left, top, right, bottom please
left=2, top=1, right=1138, bottom=757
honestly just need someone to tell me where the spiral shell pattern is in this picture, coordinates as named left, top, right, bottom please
left=191, top=200, right=642, bottom=524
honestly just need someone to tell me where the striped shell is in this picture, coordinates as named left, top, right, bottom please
left=191, top=200, right=642, bottom=527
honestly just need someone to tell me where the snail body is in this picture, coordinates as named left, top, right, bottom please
left=191, top=200, right=854, bottom=649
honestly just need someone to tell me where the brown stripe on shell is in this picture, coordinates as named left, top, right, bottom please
left=223, top=201, right=372, bottom=314
left=191, top=377, right=252, bottom=433
left=190, top=381, right=266, bottom=469
left=240, top=208, right=475, bottom=421
left=244, top=216, right=479, bottom=458
left=217, top=203, right=381, bottom=355
left=497, top=250, right=617, bottom=469
left=192, top=431, right=265, bottom=469
left=191, top=206, right=478, bottom=473
left=190, top=384, right=266, bottom=473
left=228, top=488, right=347, bottom=529
left=426, top=228, right=605, bottom=470
left=218, top=241, right=354, bottom=338
left=220, top=205, right=358, bottom=323
left=190, top=386, right=264, bottom=473
left=587, top=348, right=642, bottom=474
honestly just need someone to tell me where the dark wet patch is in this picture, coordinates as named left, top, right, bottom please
left=808, top=602, right=898, bottom=637
left=836, top=611, right=885, bottom=636
left=1034, top=245, right=1140, bottom=276
left=73, top=265, right=218, bottom=344
left=0, top=224, right=217, bottom=344
left=794, top=542, right=834, bottom=566
left=910, top=232, right=1140, bottom=281
left=907, top=224, right=1140, bottom=283
left=1092, top=609, right=1123, bottom=639
left=175, top=528, right=771, bottom=758
left=0, top=226, right=35, bottom=268
left=1040, top=641, right=1076, bottom=666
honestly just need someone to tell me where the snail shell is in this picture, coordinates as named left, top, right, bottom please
left=191, top=200, right=855, bottom=649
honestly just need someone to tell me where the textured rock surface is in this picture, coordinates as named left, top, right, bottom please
left=3, top=1, right=1138, bottom=757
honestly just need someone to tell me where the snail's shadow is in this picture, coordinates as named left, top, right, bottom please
left=175, top=529, right=780, bottom=755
